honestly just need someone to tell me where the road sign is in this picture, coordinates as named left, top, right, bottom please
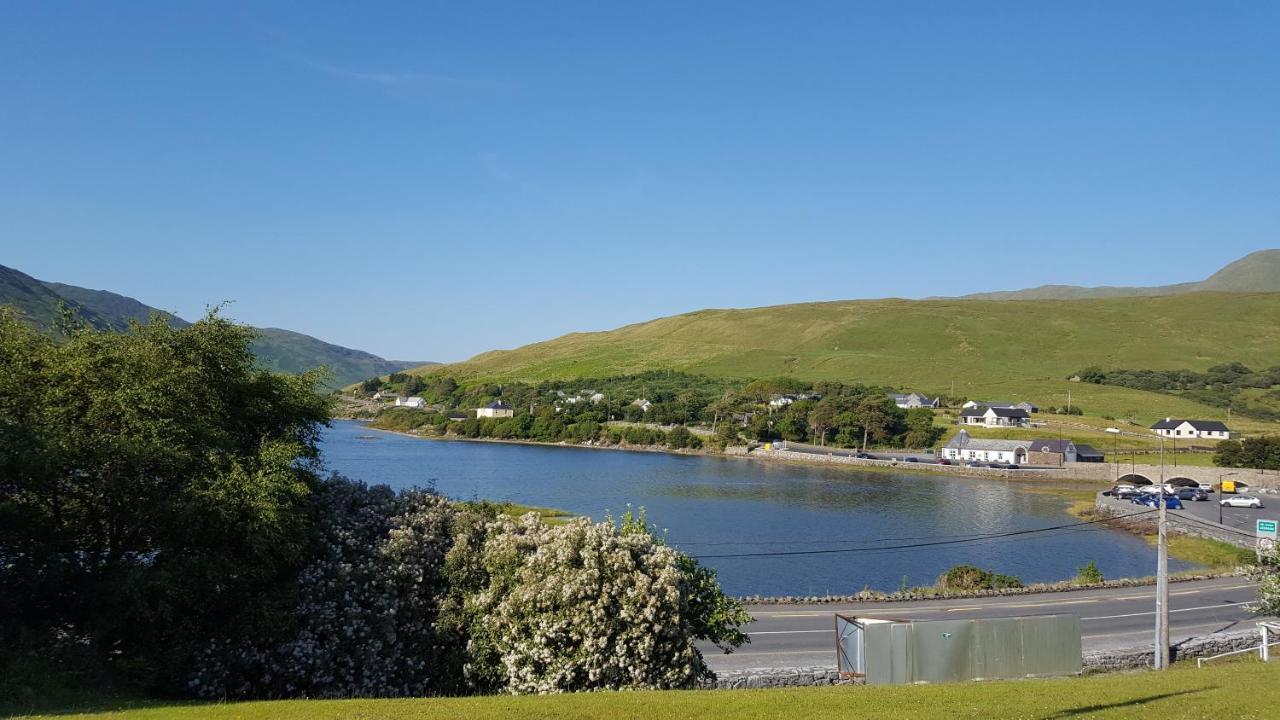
left=1259, top=519, right=1279, bottom=540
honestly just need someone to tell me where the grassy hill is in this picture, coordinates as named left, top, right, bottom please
left=413, top=292, right=1280, bottom=423
left=955, top=248, right=1280, bottom=301
left=0, top=263, right=430, bottom=389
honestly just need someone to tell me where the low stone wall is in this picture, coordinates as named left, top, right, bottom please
left=1094, top=495, right=1256, bottom=548
left=711, top=629, right=1264, bottom=688
left=741, top=446, right=1280, bottom=491
left=1083, top=628, right=1261, bottom=671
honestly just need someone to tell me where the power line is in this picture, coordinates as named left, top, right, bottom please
left=691, top=509, right=1157, bottom=560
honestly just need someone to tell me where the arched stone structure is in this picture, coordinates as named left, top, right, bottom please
left=1118, top=473, right=1154, bottom=486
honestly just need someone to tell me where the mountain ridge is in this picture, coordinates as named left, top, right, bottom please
left=0, top=264, right=431, bottom=389
left=944, top=249, right=1280, bottom=301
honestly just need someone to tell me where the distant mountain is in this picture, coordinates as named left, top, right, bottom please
left=0, top=263, right=431, bottom=389
left=949, top=249, right=1280, bottom=301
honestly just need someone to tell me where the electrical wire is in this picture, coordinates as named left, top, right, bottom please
left=690, top=509, right=1157, bottom=560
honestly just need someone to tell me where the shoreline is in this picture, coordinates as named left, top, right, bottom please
left=343, top=418, right=1110, bottom=483
left=334, top=420, right=1250, bottom=603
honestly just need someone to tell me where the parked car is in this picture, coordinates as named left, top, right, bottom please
left=854, top=452, right=872, bottom=459
left=936, top=459, right=952, bottom=465
left=1220, top=495, right=1264, bottom=509
left=1110, top=485, right=1138, bottom=499
left=1005, top=464, right=1021, bottom=470
left=1176, top=488, right=1208, bottom=502
left=1135, top=494, right=1184, bottom=510
left=904, top=457, right=919, bottom=463
left=966, top=461, right=986, bottom=468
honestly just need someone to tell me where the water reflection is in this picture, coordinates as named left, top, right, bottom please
left=320, top=421, right=1187, bottom=596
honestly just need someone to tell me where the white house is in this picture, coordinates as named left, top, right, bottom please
left=476, top=400, right=514, bottom=419
left=395, top=396, right=427, bottom=409
left=959, top=406, right=1031, bottom=428
left=589, top=392, right=605, bottom=403
left=631, top=398, right=652, bottom=413
left=962, top=400, right=1038, bottom=413
left=768, top=394, right=796, bottom=409
left=892, top=393, right=940, bottom=409
left=1149, top=418, right=1232, bottom=440
left=372, top=391, right=399, bottom=402
left=941, top=431, right=1030, bottom=464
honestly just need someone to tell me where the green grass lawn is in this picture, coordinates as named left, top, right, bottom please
left=8, top=659, right=1278, bottom=720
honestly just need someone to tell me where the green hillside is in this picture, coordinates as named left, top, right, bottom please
left=0, top=264, right=431, bottom=389
left=415, top=292, right=1280, bottom=423
left=956, top=248, right=1280, bottom=301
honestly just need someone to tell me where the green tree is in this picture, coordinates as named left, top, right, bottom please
left=0, top=309, right=332, bottom=692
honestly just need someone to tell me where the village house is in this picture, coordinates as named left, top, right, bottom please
left=631, top=398, right=652, bottom=413
left=958, top=406, right=1031, bottom=428
left=892, top=393, right=940, bottom=409
left=1074, top=444, right=1105, bottom=463
left=445, top=411, right=469, bottom=423
left=962, top=400, right=1038, bottom=413
left=476, top=400, right=514, bottom=419
left=395, top=396, right=426, bottom=409
left=1149, top=418, right=1232, bottom=440
left=372, top=391, right=400, bottom=402
left=941, top=431, right=1029, bottom=465
left=588, top=392, right=605, bottom=403
left=1025, top=438, right=1076, bottom=466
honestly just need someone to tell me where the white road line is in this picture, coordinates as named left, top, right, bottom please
left=1082, top=601, right=1251, bottom=621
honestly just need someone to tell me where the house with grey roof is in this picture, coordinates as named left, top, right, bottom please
left=892, top=392, right=940, bottom=409
left=941, top=431, right=1030, bottom=464
left=476, top=400, right=514, bottom=419
left=1149, top=418, right=1231, bottom=440
left=959, top=406, right=1031, bottom=428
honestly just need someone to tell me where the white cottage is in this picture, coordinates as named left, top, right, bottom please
left=1149, top=418, right=1231, bottom=440
left=941, top=431, right=1030, bottom=465
left=958, top=406, right=1031, bottom=428
left=395, top=396, right=427, bottom=409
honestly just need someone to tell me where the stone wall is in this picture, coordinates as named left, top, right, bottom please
left=741, top=446, right=1280, bottom=491
left=1094, top=494, right=1256, bottom=548
left=711, top=629, right=1265, bottom=688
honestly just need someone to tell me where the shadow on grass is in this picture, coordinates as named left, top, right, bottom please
left=1039, top=687, right=1212, bottom=719
left=0, top=696, right=183, bottom=719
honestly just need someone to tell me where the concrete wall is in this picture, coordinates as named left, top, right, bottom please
left=711, top=629, right=1265, bottom=688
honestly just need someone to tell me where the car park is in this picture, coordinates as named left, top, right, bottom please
left=1220, top=495, right=1264, bottom=509
left=1110, top=485, right=1138, bottom=499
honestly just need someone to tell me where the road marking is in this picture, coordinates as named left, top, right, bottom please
left=997, top=599, right=1098, bottom=609
left=944, top=607, right=983, bottom=613
left=763, top=612, right=828, bottom=618
left=1082, top=601, right=1251, bottom=621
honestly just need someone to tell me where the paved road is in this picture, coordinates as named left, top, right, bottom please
left=1177, top=493, right=1276, bottom=537
left=701, top=576, right=1267, bottom=672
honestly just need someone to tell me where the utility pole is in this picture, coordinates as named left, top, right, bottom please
left=1154, top=436, right=1170, bottom=669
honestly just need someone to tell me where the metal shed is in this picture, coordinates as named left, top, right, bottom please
left=836, top=614, right=1082, bottom=685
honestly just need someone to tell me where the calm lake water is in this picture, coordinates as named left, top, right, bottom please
left=319, top=420, right=1186, bottom=596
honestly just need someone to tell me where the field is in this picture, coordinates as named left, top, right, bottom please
left=7, top=659, right=1278, bottom=720
left=409, top=292, right=1280, bottom=426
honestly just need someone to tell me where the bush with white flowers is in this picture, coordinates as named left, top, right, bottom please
left=189, top=479, right=749, bottom=699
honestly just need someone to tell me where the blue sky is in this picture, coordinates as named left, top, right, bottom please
left=2, top=2, right=1277, bottom=361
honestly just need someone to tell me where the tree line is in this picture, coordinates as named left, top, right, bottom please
left=1073, top=362, right=1280, bottom=420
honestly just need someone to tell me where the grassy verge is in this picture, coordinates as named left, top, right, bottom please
left=1142, top=533, right=1257, bottom=569
left=7, top=657, right=1278, bottom=720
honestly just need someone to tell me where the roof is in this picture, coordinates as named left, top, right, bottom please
left=1074, top=444, right=1104, bottom=458
left=989, top=407, right=1030, bottom=419
left=485, top=400, right=511, bottom=410
left=1029, top=439, right=1075, bottom=454
left=944, top=432, right=1030, bottom=452
left=1149, top=418, right=1230, bottom=432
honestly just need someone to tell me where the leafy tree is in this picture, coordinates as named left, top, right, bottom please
left=1215, top=436, right=1280, bottom=470
left=0, top=309, right=332, bottom=692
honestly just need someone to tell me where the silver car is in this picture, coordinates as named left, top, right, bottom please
left=1219, top=495, right=1263, bottom=509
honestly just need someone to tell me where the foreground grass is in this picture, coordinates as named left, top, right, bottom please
left=8, top=659, right=1278, bottom=720
left=1142, top=533, right=1257, bottom=569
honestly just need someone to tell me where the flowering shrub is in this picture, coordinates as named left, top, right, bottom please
left=190, top=479, right=749, bottom=699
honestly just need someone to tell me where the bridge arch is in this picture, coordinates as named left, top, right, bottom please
left=1167, top=477, right=1201, bottom=488
left=1118, top=473, right=1153, bottom=486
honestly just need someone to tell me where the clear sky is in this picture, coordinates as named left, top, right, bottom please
left=2, top=2, right=1277, bottom=362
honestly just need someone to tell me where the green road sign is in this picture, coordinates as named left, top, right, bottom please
left=1258, top=519, right=1278, bottom=539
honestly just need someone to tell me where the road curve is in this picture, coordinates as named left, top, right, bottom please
left=702, top=576, right=1267, bottom=672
